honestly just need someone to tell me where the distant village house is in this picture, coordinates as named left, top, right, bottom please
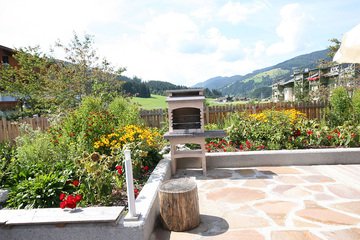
left=272, top=63, right=359, bottom=102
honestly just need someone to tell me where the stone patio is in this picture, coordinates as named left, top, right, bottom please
left=151, top=164, right=360, bottom=240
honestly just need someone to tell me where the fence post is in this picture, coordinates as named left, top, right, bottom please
left=124, top=149, right=140, bottom=221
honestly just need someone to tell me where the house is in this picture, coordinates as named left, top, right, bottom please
left=0, top=45, right=18, bottom=111
left=272, top=79, right=295, bottom=102
left=273, top=63, right=359, bottom=102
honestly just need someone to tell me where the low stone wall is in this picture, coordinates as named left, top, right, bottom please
left=0, top=159, right=172, bottom=240
left=176, top=148, right=360, bottom=169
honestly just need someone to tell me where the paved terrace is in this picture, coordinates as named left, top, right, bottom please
left=151, top=164, right=360, bottom=240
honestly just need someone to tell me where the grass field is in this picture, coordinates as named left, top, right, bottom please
left=131, top=95, right=167, bottom=109
left=131, top=94, right=249, bottom=110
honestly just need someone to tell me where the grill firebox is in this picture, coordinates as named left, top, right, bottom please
left=164, top=89, right=225, bottom=175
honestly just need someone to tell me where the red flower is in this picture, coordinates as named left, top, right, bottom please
left=294, top=129, right=301, bottom=137
left=60, top=201, right=67, bottom=209
left=115, top=165, right=123, bottom=174
left=143, top=166, right=149, bottom=172
left=72, top=180, right=80, bottom=187
left=134, top=189, right=139, bottom=198
left=59, top=193, right=82, bottom=209
left=75, top=194, right=82, bottom=202
left=246, top=140, right=252, bottom=149
left=59, top=193, right=66, bottom=201
left=239, top=144, right=243, bottom=150
left=327, top=135, right=332, bottom=140
left=307, top=130, right=313, bottom=136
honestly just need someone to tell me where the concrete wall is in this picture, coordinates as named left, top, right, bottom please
left=177, top=148, right=360, bottom=169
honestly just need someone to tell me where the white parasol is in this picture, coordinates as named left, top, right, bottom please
left=333, top=23, right=360, bottom=63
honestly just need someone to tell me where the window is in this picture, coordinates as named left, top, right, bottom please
left=2, top=56, right=9, bottom=64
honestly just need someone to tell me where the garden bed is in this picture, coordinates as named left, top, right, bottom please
left=0, top=159, right=171, bottom=240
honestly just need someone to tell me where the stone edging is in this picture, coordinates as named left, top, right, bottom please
left=176, top=148, right=360, bottom=169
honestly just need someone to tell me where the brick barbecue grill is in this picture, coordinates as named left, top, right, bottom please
left=164, top=89, right=225, bottom=175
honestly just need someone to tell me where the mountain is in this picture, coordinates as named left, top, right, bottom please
left=193, top=49, right=330, bottom=98
left=193, top=75, right=242, bottom=89
left=147, top=80, right=187, bottom=95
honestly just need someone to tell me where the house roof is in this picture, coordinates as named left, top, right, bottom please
left=0, top=45, right=15, bottom=53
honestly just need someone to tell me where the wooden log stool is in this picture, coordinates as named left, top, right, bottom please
left=158, top=178, right=200, bottom=231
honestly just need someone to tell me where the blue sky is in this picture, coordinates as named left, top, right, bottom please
left=1, top=0, right=359, bottom=86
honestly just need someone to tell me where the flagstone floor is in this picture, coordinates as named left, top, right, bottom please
left=151, top=164, right=360, bottom=240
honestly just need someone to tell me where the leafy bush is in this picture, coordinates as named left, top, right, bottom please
left=221, top=108, right=360, bottom=152
left=352, top=88, right=360, bottom=124
left=94, top=125, right=163, bottom=177
left=226, top=109, right=306, bottom=150
left=327, top=86, right=352, bottom=127
left=0, top=142, right=14, bottom=188
left=108, top=97, right=142, bottom=127
left=7, top=126, right=75, bottom=186
left=6, top=172, right=69, bottom=209
left=3, top=96, right=158, bottom=209
left=75, top=153, right=116, bottom=205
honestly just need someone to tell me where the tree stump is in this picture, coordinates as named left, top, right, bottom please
left=159, top=178, right=200, bottom=231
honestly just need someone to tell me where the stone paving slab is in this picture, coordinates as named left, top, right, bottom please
left=151, top=165, right=360, bottom=240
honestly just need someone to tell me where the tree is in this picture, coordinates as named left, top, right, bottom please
left=0, top=46, right=50, bottom=113
left=327, top=38, right=341, bottom=58
left=49, top=33, right=125, bottom=108
left=0, top=33, right=127, bottom=116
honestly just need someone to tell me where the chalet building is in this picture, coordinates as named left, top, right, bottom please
left=0, top=45, right=18, bottom=111
left=272, top=79, right=295, bottom=102
left=272, top=63, right=360, bottom=102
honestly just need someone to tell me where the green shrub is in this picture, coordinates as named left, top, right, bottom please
left=226, top=109, right=306, bottom=150
left=327, top=86, right=352, bottom=127
left=352, top=88, right=360, bottom=124
left=0, top=142, right=15, bottom=188
left=6, top=172, right=69, bottom=209
left=108, top=97, right=142, bottom=127
left=7, top=126, right=75, bottom=186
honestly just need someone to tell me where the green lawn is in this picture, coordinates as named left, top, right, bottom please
left=131, top=94, right=167, bottom=110
left=131, top=95, right=250, bottom=110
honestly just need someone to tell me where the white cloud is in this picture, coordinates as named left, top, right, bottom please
left=0, top=0, right=122, bottom=49
left=218, top=1, right=266, bottom=24
left=95, top=12, right=248, bottom=86
left=266, top=3, right=307, bottom=55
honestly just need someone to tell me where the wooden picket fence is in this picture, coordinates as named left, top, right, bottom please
left=0, top=102, right=326, bottom=142
left=0, top=117, right=50, bottom=142
left=140, top=102, right=327, bottom=128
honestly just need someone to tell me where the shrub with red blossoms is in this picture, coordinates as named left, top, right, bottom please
left=60, top=193, right=82, bottom=209
left=72, top=180, right=80, bottom=187
left=134, top=188, right=139, bottom=198
left=115, top=165, right=123, bottom=174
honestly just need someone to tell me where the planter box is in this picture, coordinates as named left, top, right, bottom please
left=0, top=159, right=172, bottom=240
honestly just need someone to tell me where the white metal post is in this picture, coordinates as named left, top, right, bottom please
left=124, top=149, right=139, bottom=220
